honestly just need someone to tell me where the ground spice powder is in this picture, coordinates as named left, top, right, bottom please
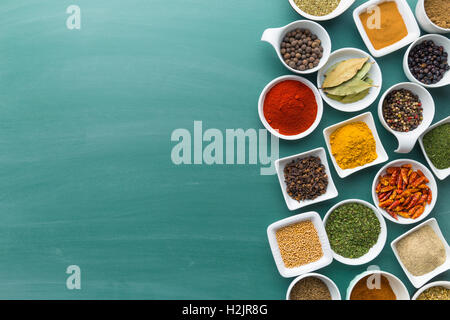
left=359, top=1, right=408, bottom=50
left=263, top=80, right=317, bottom=136
left=425, top=0, right=450, bottom=29
left=350, top=275, right=396, bottom=300
left=275, top=220, right=323, bottom=268
left=396, top=225, right=446, bottom=276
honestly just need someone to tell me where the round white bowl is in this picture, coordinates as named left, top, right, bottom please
left=261, top=20, right=331, bottom=75
left=371, top=159, right=438, bottom=225
left=323, top=199, right=387, bottom=265
left=289, top=0, right=355, bottom=21
left=258, top=75, right=323, bottom=140
left=412, top=281, right=450, bottom=300
left=403, top=34, right=450, bottom=88
left=286, top=272, right=341, bottom=300
left=377, top=82, right=435, bottom=154
left=346, top=270, right=410, bottom=300
left=415, top=0, right=450, bottom=34
left=317, top=48, right=382, bottom=112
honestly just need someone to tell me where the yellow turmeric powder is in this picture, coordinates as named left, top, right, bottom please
left=359, top=1, right=408, bottom=50
left=330, top=121, right=377, bottom=170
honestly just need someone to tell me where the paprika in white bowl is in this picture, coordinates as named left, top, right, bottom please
left=258, top=75, right=323, bottom=141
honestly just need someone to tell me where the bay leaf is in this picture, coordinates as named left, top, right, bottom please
left=340, top=88, right=371, bottom=103
left=322, top=57, right=369, bottom=88
left=324, top=77, right=373, bottom=96
left=355, top=61, right=372, bottom=80
left=326, top=93, right=344, bottom=102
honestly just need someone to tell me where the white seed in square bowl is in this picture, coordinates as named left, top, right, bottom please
left=267, top=211, right=333, bottom=278
left=275, top=147, right=338, bottom=211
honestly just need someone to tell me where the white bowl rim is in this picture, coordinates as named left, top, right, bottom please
left=288, top=0, right=356, bottom=21
left=317, top=47, right=382, bottom=112
left=371, top=158, right=438, bottom=224
left=346, top=269, right=410, bottom=300
left=274, top=147, right=339, bottom=211
left=258, top=75, right=323, bottom=140
left=286, top=272, right=342, bottom=300
left=418, top=116, right=450, bottom=180
left=323, top=198, right=387, bottom=265
left=411, top=280, right=450, bottom=300
left=403, top=34, right=450, bottom=88
left=322, top=111, right=389, bottom=178
left=416, top=0, right=450, bottom=32
left=377, top=82, right=435, bottom=153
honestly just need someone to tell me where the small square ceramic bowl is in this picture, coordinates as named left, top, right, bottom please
left=346, top=270, right=410, bottom=300
left=412, top=281, right=450, bottom=300
left=418, top=116, right=450, bottom=180
left=391, top=218, right=450, bottom=288
left=267, top=211, right=333, bottom=278
left=323, top=199, right=387, bottom=266
left=261, top=20, right=331, bottom=75
left=353, top=0, right=420, bottom=58
left=403, top=34, right=450, bottom=88
left=316, top=48, right=382, bottom=112
left=275, top=147, right=338, bottom=211
left=323, top=112, right=389, bottom=178
left=371, top=159, right=438, bottom=225
left=286, top=272, right=341, bottom=300
left=288, top=0, right=355, bottom=21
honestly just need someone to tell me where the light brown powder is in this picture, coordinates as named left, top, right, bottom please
left=396, top=225, right=446, bottom=276
left=275, top=220, right=323, bottom=268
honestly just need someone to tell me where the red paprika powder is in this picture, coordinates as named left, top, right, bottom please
left=263, top=80, right=318, bottom=136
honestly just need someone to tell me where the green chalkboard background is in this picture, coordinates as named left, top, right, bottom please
left=0, top=0, right=448, bottom=299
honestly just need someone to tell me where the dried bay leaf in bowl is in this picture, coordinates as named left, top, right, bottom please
left=322, top=57, right=369, bottom=88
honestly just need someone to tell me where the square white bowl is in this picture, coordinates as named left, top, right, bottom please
left=353, top=0, right=421, bottom=58
left=323, top=112, right=389, bottom=178
left=391, top=218, right=450, bottom=288
left=418, top=116, right=450, bottom=180
left=267, top=211, right=333, bottom=278
left=275, top=147, right=338, bottom=211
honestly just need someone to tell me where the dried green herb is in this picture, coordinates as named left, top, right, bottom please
left=417, top=286, right=450, bottom=300
left=423, top=123, right=450, bottom=169
left=325, top=203, right=380, bottom=259
left=294, top=0, right=341, bottom=17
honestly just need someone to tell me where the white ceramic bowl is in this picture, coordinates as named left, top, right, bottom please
left=317, top=48, right=382, bottom=112
left=275, top=147, right=338, bottom=211
left=286, top=272, right=341, bottom=300
left=403, top=34, right=450, bottom=88
left=391, top=218, right=450, bottom=288
left=346, top=270, right=410, bottom=300
left=267, top=211, right=333, bottom=278
left=258, top=75, right=323, bottom=140
left=323, top=199, right=387, bottom=266
left=377, top=82, right=435, bottom=154
left=353, top=0, right=420, bottom=58
left=323, top=111, right=389, bottom=178
left=419, top=116, right=450, bottom=180
left=412, top=281, right=450, bottom=300
left=261, top=20, right=332, bottom=75
left=288, top=0, right=355, bottom=21
left=371, top=159, right=438, bottom=225
left=415, top=0, right=450, bottom=34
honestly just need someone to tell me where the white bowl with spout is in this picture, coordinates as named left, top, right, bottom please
left=289, top=0, right=355, bottom=21
left=261, top=20, right=331, bottom=75
left=415, top=0, right=450, bottom=34
left=378, top=82, right=435, bottom=154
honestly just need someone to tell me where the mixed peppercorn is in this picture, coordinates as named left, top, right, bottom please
left=382, top=89, right=423, bottom=132
left=375, top=164, right=432, bottom=220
